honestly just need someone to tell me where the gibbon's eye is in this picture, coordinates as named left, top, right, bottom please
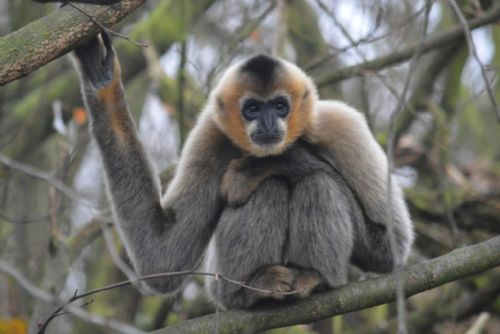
left=242, top=99, right=261, bottom=120
left=273, top=97, right=289, bottom=117
left=276, top=102, right=286, bottom=111
left=248, top=105, right=259, bottom=113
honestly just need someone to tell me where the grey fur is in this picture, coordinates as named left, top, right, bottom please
left=206, top=141, right=409, bottom=309
left=206, top=178, right=290, bottom=308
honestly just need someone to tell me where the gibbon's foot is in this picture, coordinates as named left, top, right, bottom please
left=293, top=270, right=323, bottom=298
left=250, top=264, right=296, bottom=300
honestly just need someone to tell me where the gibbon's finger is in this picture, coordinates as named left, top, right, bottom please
left=74, top=32, right=115, bottom=88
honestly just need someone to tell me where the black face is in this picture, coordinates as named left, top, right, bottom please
left=242, top=96, right=290, bottom=146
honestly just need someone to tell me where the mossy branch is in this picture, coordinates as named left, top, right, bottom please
left=0, top=0, right=145, bottom=85
left=153, top=236, right=500, bottom=334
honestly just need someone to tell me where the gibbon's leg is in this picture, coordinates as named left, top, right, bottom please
left=222, top=138, right=411, bottom=275
left=287, top=170, right=356, bottom=288
left=219, top=142, right=355, bottom=291
left=73, top=33, right=239, bottom=293
left=206, top=178, right=292, bottom=309
left=288, top=165, right=409, bottom=275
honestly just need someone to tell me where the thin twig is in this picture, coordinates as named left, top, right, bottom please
left=314, top=3, right=500, bottom=87
left=204, top=1, right=276, bottom=92
left=214, top=273, right=220, bottom=334
left=446, top=0, right=500, bottom=121
left=67, top=2, right=149, bottom=48
left=385, top=2, right=433, bottom=333
left=305, top=4, right=428, bottom=71
left=314, top=0, right=420, bottom=120
left=177, top=39, right=188, bottom=149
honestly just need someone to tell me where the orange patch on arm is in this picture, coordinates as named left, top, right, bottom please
left=96, top=60, right=121, bottom=103
left=96, top=60, right=133, bottom=146
left=108, top=110, right=133, bottom=146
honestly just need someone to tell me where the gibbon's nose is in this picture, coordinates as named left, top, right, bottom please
left=261, top=107, right=277, bottom=131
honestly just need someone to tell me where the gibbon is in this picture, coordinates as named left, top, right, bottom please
left=73, top=32, right=413, bottom=309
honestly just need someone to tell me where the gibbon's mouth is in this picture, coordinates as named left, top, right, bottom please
left=251, top=133, right=284, bottom=146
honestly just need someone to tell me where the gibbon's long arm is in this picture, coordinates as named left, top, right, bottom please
left=305, top=100, right=414, bottom=265
left=73, top=33, right=238, bottom=292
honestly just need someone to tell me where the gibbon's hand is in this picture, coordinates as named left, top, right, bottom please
left=220, top=157, right=258, bottom=207
left=74, top=32, right=115, bottom=89
left=220, top=141, right=336, bottom=207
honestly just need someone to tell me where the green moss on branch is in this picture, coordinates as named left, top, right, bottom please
left=0, top=0, right=145, bottom=85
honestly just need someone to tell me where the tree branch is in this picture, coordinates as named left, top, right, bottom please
left=315, top=3, right=500, bottom=87
left=0, top=258, right=142, bottom=334
left=153, top=236, right=500, bottom=334
left=0, top=0, right=145, bottom=85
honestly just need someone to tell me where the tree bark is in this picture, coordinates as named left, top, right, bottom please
left=0, top=0, right=145, bottom=85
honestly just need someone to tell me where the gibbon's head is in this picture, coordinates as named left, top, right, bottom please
left=211, top=55, right=318, bottom=157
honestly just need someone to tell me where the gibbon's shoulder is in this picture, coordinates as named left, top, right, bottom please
left=305, top=100, right=370, bottom=144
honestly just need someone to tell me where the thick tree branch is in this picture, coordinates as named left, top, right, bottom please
left=153, top=236, right=500, bottom=334
left=0, top=0, right=145, bottom=85
left=315, top=3, right=500, bottom=87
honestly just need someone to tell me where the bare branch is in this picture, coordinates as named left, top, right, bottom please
left=315, top=3, right=500, bottom=87
left=446, top=0, right=500, bottom=121
left=0, top=259, right=55, bottom=303
left=0, top=0, right=146, bottom=85
left=0, top=152, right=96, bottom=208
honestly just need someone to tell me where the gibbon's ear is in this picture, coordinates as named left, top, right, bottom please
left=74, top=32, right=115, bottom=89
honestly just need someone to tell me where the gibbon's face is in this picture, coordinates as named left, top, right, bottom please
left=240, top=90, right=291, bottom=156
left=216, top=55, right=315, bottom=157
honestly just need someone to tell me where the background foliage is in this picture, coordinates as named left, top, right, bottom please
left=1, top=0, right=500, bottom=333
